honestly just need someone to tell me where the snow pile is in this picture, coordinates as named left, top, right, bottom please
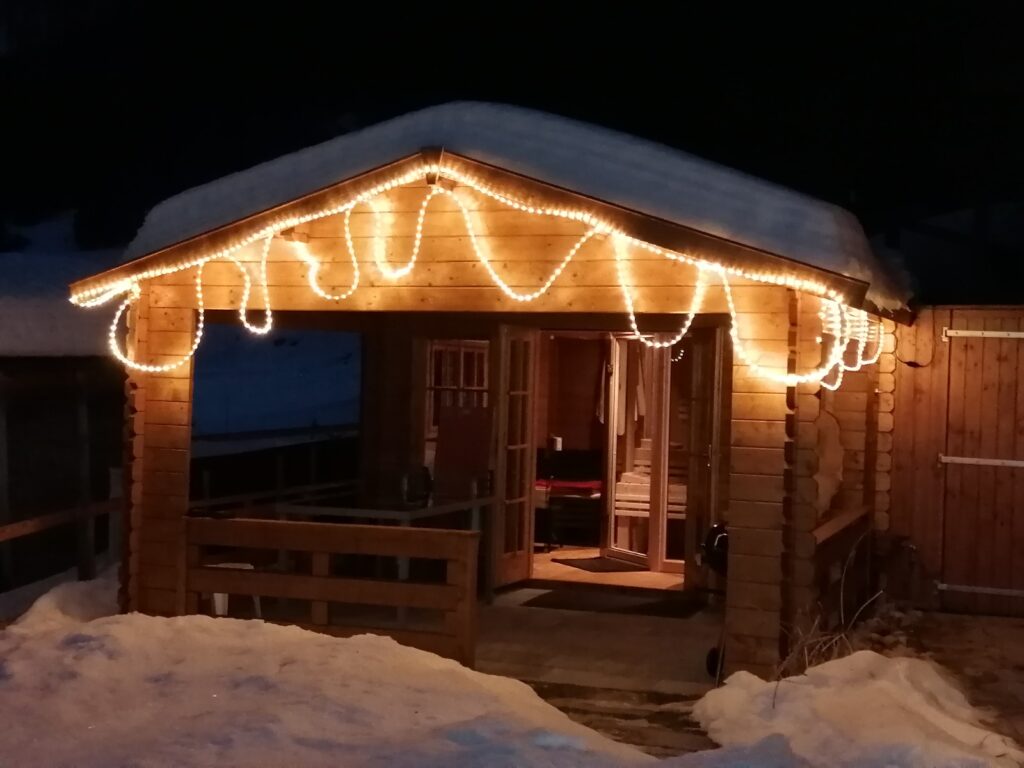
left=3, top=574, right=1020, bottom=767
left=0, top=576, right=648, bottom=767
left=693, top=650, right=1024, bottom=767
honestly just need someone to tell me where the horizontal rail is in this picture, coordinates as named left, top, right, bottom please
left=186, top=517, right=479, bottom=560
left=277, top=497, right=494, bottom=523
left=939, top=454, right=1024, bottom=469
left=813, top=505, right=870, bottom=545
left=189, top=567, right=460, bottom=610
left=0, top=500, right=118, bottom=545
left=942, top=328, right=1024, bottom=341
left=189, top=480, right=357, bottom=511
left=936, top=582, right=1024, bottom=598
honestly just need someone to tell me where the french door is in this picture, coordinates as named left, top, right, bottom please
left=490, top=325, right=537, bottom=588
left=601, top=328, right=727, bottom=581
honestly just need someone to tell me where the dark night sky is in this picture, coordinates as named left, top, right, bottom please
left=3, top=3, right=1024, bottom=302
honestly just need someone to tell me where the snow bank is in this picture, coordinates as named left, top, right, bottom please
left=693, top=650, right=1024, bottom=767
left=0, top=576, right=649, bottom=767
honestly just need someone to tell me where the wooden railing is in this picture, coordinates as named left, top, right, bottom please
left=184, top=517, right=480, bottom=666
left=188, top=480, right=358, bottom=514
left=0, top=500, right=119, bottom=579
left=813, top=505, right=872, bottom=629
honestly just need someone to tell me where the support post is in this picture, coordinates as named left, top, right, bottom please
left=76, top=372, right=96, bottom=581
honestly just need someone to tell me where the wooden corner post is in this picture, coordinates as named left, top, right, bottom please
left=122, top=281, right=197, bottom=616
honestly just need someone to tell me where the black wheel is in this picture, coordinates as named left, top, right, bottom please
left=705, top=646, right=722, bottom=678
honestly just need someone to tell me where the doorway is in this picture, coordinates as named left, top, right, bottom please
left=528, top=327, right=728, bottom=592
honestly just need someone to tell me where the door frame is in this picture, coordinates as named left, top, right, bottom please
left=488, top=324, right=538, bottom=590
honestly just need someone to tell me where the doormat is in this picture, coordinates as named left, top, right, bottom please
left=551, top=556, right=645, bottom=573
left=521, top=587, right=703, bottom=618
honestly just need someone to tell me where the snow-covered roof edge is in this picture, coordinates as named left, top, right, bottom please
left=125, top=101, right=909, bottom=311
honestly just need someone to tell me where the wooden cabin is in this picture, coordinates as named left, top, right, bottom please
left=68, top=103, right=908, bottom=677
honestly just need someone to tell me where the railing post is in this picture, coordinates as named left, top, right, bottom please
left=311, top=552, right=329, bottom=626
left=76, top=376, right=96, bottom=581
left=185, top=539, right=199, bottom=615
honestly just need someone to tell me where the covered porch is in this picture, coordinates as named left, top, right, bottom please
left=69, top=103, right=903, bottom=678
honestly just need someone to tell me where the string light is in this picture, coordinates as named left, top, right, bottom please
left=235, top=238, right=272, bottom=335
left=77, top=161, right=884, bottom=385
left=614, top=235, right=706, bottom=348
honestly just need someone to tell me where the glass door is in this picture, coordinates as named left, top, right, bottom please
left=490, top=325, right=537, bottom=588
left=602, top=338, right=672, bottom=567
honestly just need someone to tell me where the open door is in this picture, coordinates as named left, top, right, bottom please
left=490, top=325, right=537, bottom=589
left=679, top=326, right=728, bottom=591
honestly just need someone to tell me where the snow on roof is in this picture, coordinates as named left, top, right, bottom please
left=0, top=216, right=113, bottom=356
left=127, top=102, right=909, bottom=311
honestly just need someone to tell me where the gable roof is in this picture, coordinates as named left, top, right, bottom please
left=98, top=102, right=908, bottom=311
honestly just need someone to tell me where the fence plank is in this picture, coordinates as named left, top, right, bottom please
left=186, top=517, right=478, bottom=560
left=188, top=568, right=461, bottom=611
left=311, top=552, right=329, bottom=625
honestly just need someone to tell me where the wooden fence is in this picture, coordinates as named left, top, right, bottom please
left=891, top=307, right=1024, bottom=615
left=185, top=517, right=480, bottom=666
left=0, top=500, right=118, bottom=580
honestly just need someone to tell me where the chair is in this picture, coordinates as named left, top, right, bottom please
left=208, top=562, right=262, bottom=618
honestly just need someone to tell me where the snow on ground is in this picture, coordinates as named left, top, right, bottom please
left=1, top=573, right=1020, bottom=767
left=0, top=573, right=648, bottom=767
left=693, top=650, right=1024, bottom=767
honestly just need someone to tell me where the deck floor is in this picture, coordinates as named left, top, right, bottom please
left=531, top=546, right=684, bottom=590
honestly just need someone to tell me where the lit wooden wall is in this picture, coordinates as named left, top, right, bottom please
left=147, top=181, right=789, bottom=317
left=723, top=292, right=888, bottom=678
left=121, top=284, right=196, bottom=615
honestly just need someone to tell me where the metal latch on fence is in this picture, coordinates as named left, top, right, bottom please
left=942, top=328, right=1024, bottom=341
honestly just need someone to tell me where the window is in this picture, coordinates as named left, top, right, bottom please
left=425, top=340, right=489, bottom=442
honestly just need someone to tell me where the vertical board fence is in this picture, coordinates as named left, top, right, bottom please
left=891, top=307, right=1024, bottom=615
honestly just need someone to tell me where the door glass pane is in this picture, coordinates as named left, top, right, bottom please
left=610, top=340, right=650, bottom=557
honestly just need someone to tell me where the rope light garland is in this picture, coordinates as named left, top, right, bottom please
left=72, top=162, right=883, bottom=387
left=614, top=235, right=706, bottom=348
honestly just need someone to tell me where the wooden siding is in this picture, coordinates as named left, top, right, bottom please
left=891, top=307, right=1024, bottom=615
left=122, top=286, right=195, bottom=615
left=723, top=288, right=792, bottom=678
left=777, top=294, right=882, bottom=662
left=145, top=181, right=801, bottom=318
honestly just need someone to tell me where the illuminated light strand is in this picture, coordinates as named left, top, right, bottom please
left=443, top=187, right=596, bottom=302
left=721, top=267, right=849, bottom=387
left=74, top=161, right=879, bottom=381
left=820, top=305, right=850, bottom=392
left=235, top=237, right=273, bottom=335
left=71, top=162, right=847, bottom=309
left=109, top=269, right=206, bottom=373
left=861, top=316, right=884, bottom=366
left=614, top=235, right=706, bottom=347
left=368, top=186, right=439, bottom=280
left=671, top=346, right=686, bottom=363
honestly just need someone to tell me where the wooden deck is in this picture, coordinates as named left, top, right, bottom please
left=531, top=547, right=684, bottom=590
